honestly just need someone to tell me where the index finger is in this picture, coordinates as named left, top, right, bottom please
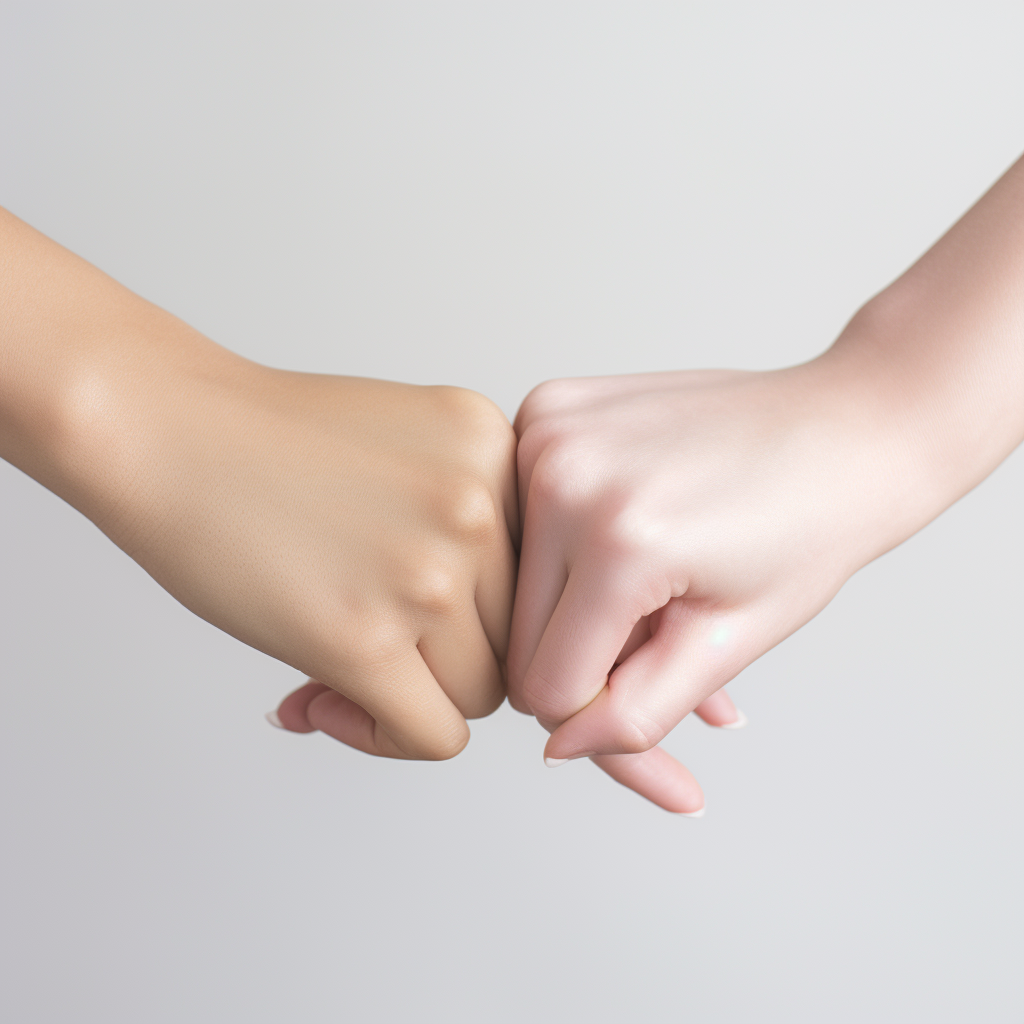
left=515, top=562, right=642, bottom=724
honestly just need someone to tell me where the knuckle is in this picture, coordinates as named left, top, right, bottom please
left=437, top=386, right=514, bottom=443
left=479, top=407, right=518, bottom=460
left=443, top=478, right=501, bottom=543
left=434, top=386, right=517, bottom=489
left=515, top=381, right=556, bottom=426
left=516, top=377, right=580, bottom=425
left=516, top=419, right=563, bottom=480
left=528, top=442, right=589, bottom=509
left=520, top=669, right=567, bottom=722
left=588, top=505, right=655, bottom=561
left=609, top=711, right=660, bottom=754
left=404, top=560, right=463, bottom=614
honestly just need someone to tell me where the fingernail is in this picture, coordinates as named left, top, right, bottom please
left=265, top=710, right=285, bottom=729
left=544, top=757, right=568, bottom=768
left=717, top=709, right=748, bottom=730
left=679, top=807, right=705, bottom=818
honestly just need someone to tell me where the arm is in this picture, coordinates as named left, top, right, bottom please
left=0, top=208, right=519, bottom=759
left=509, top=154, right=1024, bottom=813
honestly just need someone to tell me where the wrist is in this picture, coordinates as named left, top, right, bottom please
left=800, top=291, right=1004, bottom=562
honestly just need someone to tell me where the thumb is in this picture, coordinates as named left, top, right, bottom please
left=543, top=601, right=756, bottom=761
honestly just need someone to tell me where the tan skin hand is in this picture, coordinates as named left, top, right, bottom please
left=118, top=370, right=521, bottom=759
left=0, top=209, right=518, bottom=761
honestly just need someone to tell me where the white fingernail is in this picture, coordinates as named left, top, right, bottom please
left=544, top=757, right=568, bottom=768
left=717, top=710, right=748, bottom=730
left=679, top=807, right=705, bottom=818
left=265, top=710, right=285, bottom=729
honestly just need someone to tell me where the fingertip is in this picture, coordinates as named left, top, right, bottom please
left=715, top=709, right=748, bottom=730
left=591, top=748, right=704, bottom=815
left=272, top=679, right=328, bottom=733
left=694, top=688, right=745, bottom=729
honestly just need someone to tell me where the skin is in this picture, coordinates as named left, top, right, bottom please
left=509, top=154, right=1024, bottom=813
left=2, top=154, right=1021, bottom=808
left=0, top=208, right=519, bottom=761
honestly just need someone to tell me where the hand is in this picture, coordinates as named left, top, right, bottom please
left=77, top=362, right=519, bottom=759
left=508, top=355, right=944, bottom=811
left=0, top=209, right=519, bottom=761
left=509, top=156, right=1024, bottom=814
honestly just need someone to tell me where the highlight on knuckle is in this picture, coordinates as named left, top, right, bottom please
left=528, top=442, right=592, bottom=510
left=442, top=477, right=501, bottom=543
left=404, top=560, right=463, bottom=615
left=517, top=377, right=581, bottom=424
left=438, top=386, right=514, bottom=444
left=588, top=505, right=654, bottom=561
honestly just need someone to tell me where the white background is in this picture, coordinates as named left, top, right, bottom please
left=1, top=4, right=1021, bottom=1021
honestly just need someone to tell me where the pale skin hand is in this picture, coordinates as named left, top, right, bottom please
left=509, top=155, right=1024, bottom=813
left=0, top=209, right=519, bottom=760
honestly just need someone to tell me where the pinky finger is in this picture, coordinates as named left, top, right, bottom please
left=693, top=688, right=747, bottom=730
left=591, top=747, right=705, bottom=816
left=268, top=680, right=417, bottom=758
left=304, top=688, right=424, bottom=759
left=268, top=679, right=330, bottom=733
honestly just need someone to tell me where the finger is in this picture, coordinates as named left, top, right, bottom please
left=268, top=679, right=329, bottom=732
left=270, top=677, right=462, bottom=761
left=591, top=748, right=705, bottom=815
left=305, top=688, right=415, bottom=758
left=544, top=602, right=757, bottom=760
left=270, top=678, right=419, bottom=758
left=616, top=615, right=651, bottom=664
left=418, top=603, right=506, bottom=720
left=506, top=496, right=569, bottom=713
left=471, top=509, right=519, bottom=663
left=693, top=688, right=746, bottom=729
left=268, top=678, right=415, bottom=759
left=534, top=707, right=704, bottom=814
left=518, top=561, right=641, bottom=724
left=323, top=646, right=471, bottom=761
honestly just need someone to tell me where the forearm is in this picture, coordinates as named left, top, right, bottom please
left=816, top=155, right=1024, bottom=547
left=0, top=208, right=249, bottom=523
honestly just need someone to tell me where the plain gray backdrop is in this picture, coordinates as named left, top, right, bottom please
left=1, top=4, right=1021, bottom=1022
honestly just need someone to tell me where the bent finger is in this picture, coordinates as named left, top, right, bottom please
left=270, top=679, right=329, bottom=732
left=269, top=677, right=456, bottom=761
left=544, top=602, right=759, bottom=760
left=519, top=562, right=641, bottom=724
left=471, top=506, right=519, bottom=663
left=304, top=688, right=414, bottom=758
left=418, top=604, right=506, bottom=720
left=267, top=679, right=408, bottom=758
left=506, top=498, right=569, bottom=712
left=323, top=646, right=471, bottom=761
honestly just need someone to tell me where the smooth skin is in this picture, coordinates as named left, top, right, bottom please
left=0, top=208, right=519, bottom=761
left=509, top=155, right=1024, bottom=813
